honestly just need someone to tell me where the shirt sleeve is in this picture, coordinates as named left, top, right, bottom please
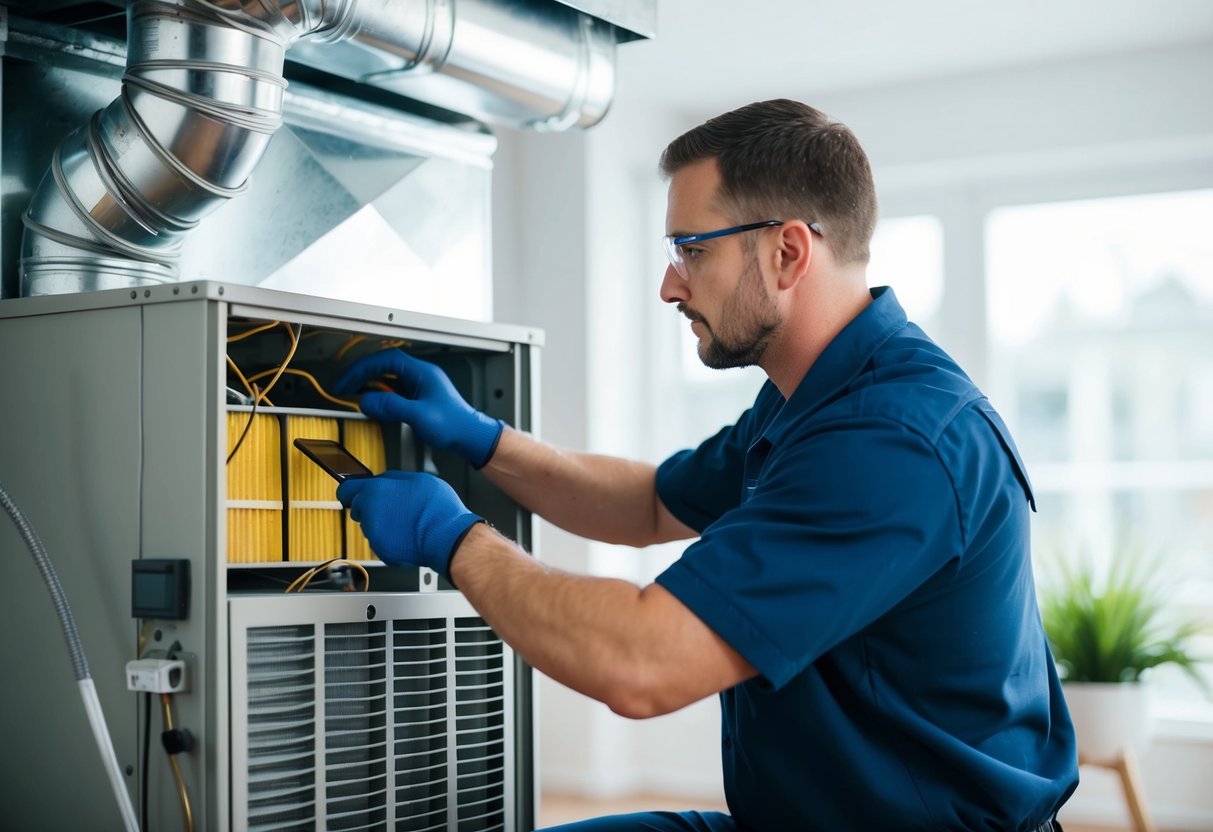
left=655, top=381, right=782, bottom=533
left=656, top=417, right=964, bottom=690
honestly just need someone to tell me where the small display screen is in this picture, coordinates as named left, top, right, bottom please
left=134, top=572, right=172, bottom=608
left=131, top=559, right=189, bottom=620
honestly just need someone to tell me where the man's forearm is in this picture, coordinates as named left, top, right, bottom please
left=482, top=427, right=692, bottom=547
left=449, top=523, right=753, bottom=718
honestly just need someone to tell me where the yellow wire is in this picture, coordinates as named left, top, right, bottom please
left=284, top=559, right=337, bottom=593
left=284, top=559, right=370, bottom=593
left=334, top=334, right=366, bottom=362
left=160, top=693, right=195, bottom=832
left=225, top=355, right=255, bottom=400
left=226, top=320, right=280, bottom=343
left=244, top=368, right=359, bottom=410
left=225, top=381, right=269, bottom=465
left=251, top=322, right=299, bottom=405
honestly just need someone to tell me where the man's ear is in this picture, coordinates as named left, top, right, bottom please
left=773, top=221, right=814, bottom=290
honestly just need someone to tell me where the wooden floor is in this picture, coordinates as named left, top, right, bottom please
left=538, top=792, right=726, bottom=826
left=536, top=792, right=1128, bottom=831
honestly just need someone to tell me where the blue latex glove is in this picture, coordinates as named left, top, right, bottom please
left=337, top=471, right=482, bottom=580
left=333, top=349, right=504, bottom=468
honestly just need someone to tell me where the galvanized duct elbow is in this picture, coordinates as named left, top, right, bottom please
left=20, top=0, right=618, bottom=296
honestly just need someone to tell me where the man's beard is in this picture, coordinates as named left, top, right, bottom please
left=680, top=256, right=780, bottom=369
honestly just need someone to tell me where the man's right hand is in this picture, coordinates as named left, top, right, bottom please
left=333, top=349, right=504, bottom=469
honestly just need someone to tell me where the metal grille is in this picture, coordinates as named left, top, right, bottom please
left=235, top=604, right=512, bottom=831
left=246, top=625, right=319, bottom=831
left=453, top=618, right=506, bottom=832
left=325, top=621, right=389, bottom=831
left=393, top=618, right=449, bottom=831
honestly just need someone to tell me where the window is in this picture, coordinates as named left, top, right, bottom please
left=868, top=214, right=944, bottom=327
left=986, top=189, right=1213, bottom=707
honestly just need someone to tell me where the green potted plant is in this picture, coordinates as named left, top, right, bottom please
left=1040, top=553, right=1208, bottom=763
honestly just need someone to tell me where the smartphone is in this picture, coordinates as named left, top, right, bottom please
left=293, top=438, right=374, bottom=482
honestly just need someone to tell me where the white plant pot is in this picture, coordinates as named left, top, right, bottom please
left=1062, top=681, right=1151, bottom=764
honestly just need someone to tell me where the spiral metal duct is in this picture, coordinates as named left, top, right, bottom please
left=19, top=0, right=619, bottom=297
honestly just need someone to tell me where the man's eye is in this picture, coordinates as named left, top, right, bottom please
left=680, top=246, right=706, bottom=260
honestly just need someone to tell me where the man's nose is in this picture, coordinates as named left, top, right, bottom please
left=659, top=263, right=688, bottom=304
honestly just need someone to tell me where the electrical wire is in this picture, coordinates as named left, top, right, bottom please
left=227, top=322, right=301, bottom=465
left=334, top=334, right=366, bottom=361
left=284, top=558, right=370, bottom=593
left=244, top=367, right=359, bottom=410
left=160, top=694, right=195, bottom=832
left=225, top=382, right=261, bottom=465
left=225, top=354, right=257, bottom=401
left=226, top=320, right=281, bottom=343
left=253, top=322, right=300, bottom=403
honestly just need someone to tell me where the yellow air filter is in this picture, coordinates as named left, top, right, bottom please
left=287, top=416, right=342, bottom=561
left=287, top=416, right=339, bottom=501
left=226, top=413, right=282, bottom=563
left=343, top=420, right=386, bottom=561
left=288, top=507, right=342, bottom=562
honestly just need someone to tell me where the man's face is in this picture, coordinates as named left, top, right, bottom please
left=662, top=159, right=781, bottom=369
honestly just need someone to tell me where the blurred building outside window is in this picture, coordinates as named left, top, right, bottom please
left=986, top=189, right=1213, bottom=715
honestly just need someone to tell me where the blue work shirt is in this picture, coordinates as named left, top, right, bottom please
left=655, top=287, right=1078, bottom=831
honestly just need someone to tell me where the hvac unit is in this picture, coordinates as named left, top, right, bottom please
left=0, top=282, right=540, bottom=831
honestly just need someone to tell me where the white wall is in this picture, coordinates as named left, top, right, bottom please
left=493, top=41, right=1213, bottom=828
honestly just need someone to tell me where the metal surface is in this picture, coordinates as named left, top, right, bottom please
left=0, top=304, right=147, bottom=831
left=13, top=0, right=629, bottom=297
left=0, top=279, right=545, bottom=347
left=289, top=0, right=618, bottom=131
left=552, top=0, right=655, bottom=40
left=0, top=45, right=122, bottom=299
left=20, top=1, right=290, bottom=294
left=0, top=282, right=539, bottom=830
left=228, top=593, right=518, bottom=830
left=4, top=21, right=499, bottom=312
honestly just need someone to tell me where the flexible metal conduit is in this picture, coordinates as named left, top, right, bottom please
left=20, top=0, right=617, bottom=296
left=1, top=482, right=140, bottom=832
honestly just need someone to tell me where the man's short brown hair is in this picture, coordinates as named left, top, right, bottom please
left=660, top=99, right=877, bottom=264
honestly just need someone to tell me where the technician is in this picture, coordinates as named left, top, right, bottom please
left=333, top=99, right=1079, bottom=831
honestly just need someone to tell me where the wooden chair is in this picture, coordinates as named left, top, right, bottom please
left=1078, top=749, right=1156, bottom=832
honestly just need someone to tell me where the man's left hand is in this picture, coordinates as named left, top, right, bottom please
left=337, top=471, right=482, bottom=580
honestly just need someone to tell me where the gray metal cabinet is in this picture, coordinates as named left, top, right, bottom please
left=0, top=281, right=539, bottom=831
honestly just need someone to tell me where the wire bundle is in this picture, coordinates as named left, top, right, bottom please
left=225, top=321, right=388, bottom=566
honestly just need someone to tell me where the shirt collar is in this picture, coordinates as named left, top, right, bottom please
left=764, top=285, right=908, bottom=444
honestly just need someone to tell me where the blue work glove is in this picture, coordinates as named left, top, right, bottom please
left=333, top=349, right=503, bottom=469
left=337, top=471, right=482, bottom=580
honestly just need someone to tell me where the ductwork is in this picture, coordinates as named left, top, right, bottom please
left=19, top=0, right=625, bottom=297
